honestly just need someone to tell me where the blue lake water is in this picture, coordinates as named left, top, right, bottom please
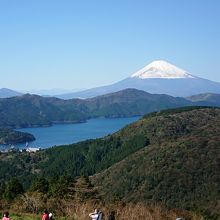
left=5, top=117, right=140, bottom=149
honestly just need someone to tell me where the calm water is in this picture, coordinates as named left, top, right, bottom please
left=3, top=117, right=140, bottom=149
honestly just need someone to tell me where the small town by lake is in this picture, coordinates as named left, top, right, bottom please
left=1, top=117, right=140, bottom=150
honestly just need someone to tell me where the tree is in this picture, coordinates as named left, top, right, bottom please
left=3, top=178, right=24, bottom=201
left=30, top=177, right=49, bottom=194
left=74, top=176, right=100, bottom=202
left=48, top=175, right=75, bottom=199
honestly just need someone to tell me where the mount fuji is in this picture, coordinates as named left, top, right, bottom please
left=57, top=60, right=220, bottom=99
left=130, top=60, right=195, bottom=79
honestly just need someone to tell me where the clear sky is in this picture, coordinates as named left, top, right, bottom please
left=0, top=0, right=220, bottom=91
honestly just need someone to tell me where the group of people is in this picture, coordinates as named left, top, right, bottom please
left=1, top=209, right=109, bottom=220
left=2, top=210, right=183, bottom=220
left=1, top=210, right=54, bottom=220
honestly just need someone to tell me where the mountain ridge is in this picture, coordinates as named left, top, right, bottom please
left=0, top=88, right=23, bottom=98
left=0, top=88, right=193, bottom=129
left=1, top=88, right=220, bottom=130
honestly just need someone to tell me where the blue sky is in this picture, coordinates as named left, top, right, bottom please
left=0, top=0, right=220, bottom=91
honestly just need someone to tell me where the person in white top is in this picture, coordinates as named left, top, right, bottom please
left=89, top=209, right=102, bottom=220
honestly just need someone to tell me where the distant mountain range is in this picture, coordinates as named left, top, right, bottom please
left=55, top=60, right=220, bottom=99
left=1, top=88, right=220, bottom=130
left=21, top=88, right=85, bottom=96
left=0, top=89, right=192, bottom=128
left=0, top=88, right=85, bottom=98
left=187, top=93, right=220, bottom=106
left=1, top=60, right=220, bottom=99
left=0, top=88, right=22, bottom=98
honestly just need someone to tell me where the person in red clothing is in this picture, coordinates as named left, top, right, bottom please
left=42, top=209, right=49, bottom=220
left=2, top=211, right=10, bottom=220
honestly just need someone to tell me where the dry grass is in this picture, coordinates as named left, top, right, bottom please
left=7, top=196, right=204, bottom=220
left=61, top=202, right=204, bottom=220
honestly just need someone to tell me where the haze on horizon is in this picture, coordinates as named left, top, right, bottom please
left=0, top=0, right=220, bottom=91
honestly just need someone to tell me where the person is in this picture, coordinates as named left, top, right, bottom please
left=108, top=211, right=116, bottom=220
left=2, top=211, right=10, bottom=220
left=42, top=209, right=49, bottom=220
left=49, top=213, right=54, bottom=220
left=89, top=209, right=102, bottom=220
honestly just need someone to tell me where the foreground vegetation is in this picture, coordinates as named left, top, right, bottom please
left=0, top=107, right=219, bottom=219
left=2, top=204, right=204, bottom=220
left=0, top=177, right=204, bottom=220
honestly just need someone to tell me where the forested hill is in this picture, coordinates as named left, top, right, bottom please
left=0, top=94, right=86, bottom=128
left=0, top=88, right=192, bottom=128
left=92, top=106, right=220, bottom=218
left=0, top=127, right=35, bottom=144
left=84, top=88, right=191, bottom=117
left=0, top=107, right=219, bottom=218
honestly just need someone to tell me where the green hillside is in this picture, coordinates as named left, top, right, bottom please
left=0, top=94, right=86, bottom=128
left=0, top=89, right=191, bottom=129
left=0, top=128, right=35, bottom=144
left=0, top=89, right=193, bottom=144
left=84, top=88, right=191, bottom=117
left=92, top=107, right=220, bottom=218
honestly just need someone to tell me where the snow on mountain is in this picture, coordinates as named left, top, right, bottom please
left=131, top=60, right=195, bottom=79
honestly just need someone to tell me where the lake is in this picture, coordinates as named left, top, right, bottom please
left=8, top=117, right=140, bottom=149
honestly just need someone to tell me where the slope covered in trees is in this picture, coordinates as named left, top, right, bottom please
left=0, top=128, right=35, bottom=144
left=0, top=107, right=219, bottom=219
left=92, top=107, right=220, bottom=218
left=0, top=89, right=193, bottom=128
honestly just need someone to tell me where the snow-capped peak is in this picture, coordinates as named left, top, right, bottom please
left=131, top=60, right=195, bottom=79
